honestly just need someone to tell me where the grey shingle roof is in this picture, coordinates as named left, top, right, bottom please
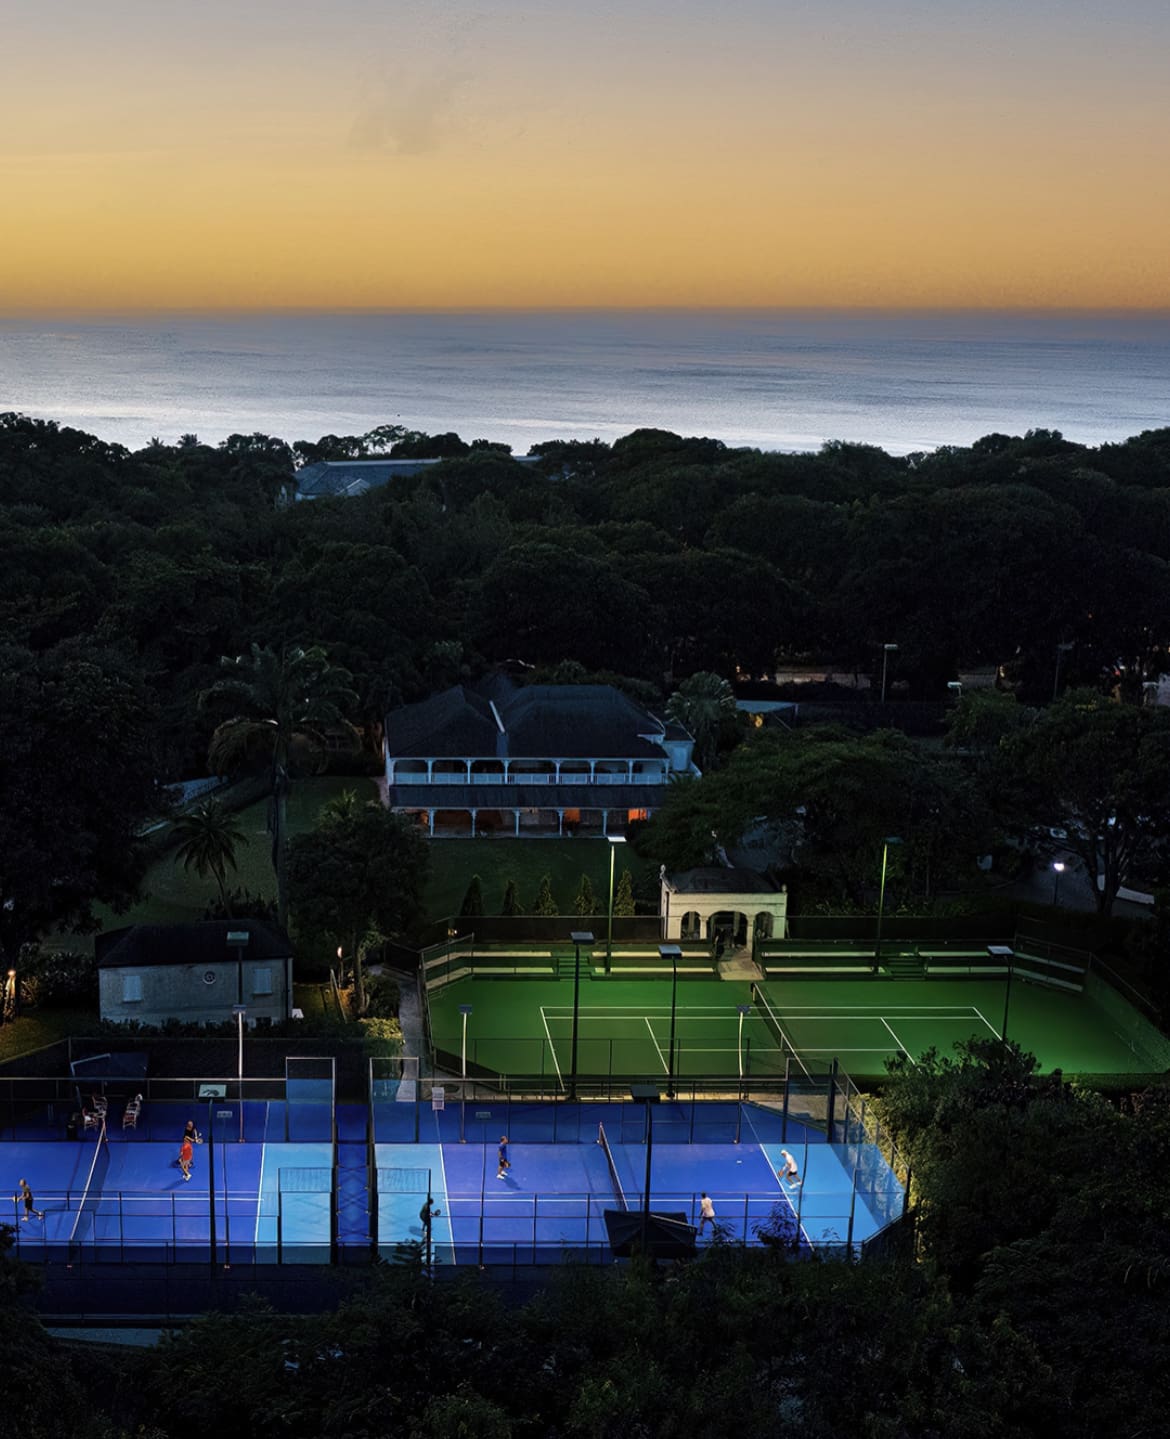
left=385, top=678, right=678, bottom=761
left=96, top=920, right=292, bottom=969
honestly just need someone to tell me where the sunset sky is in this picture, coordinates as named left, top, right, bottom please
left=5, top=0, right=1169, bottom=311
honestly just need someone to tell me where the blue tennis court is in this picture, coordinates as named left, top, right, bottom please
left=4, top=1118, right=334, bottom=1264
left=373, top=1115, right=900, bottom=1264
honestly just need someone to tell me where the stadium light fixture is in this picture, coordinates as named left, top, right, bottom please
left=987, top=945, right=1015, bottom=1042
left=1051, top=860, right=1066, bottom=907
left=659, top=944, right=683, bottom=1098
left=606, top=835, right=627, bottom=972
left=874, top=837, right=902, bottom=973
left=568, top=932, right=594, bottom=1101
left=880, top=643, right=899, bottom=704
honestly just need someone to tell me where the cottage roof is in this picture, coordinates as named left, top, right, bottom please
left=667, top=867, right=778, bottom=895
left=385, top=677, right=679, bottom=761
left=96, top=920, right=292, bottom=969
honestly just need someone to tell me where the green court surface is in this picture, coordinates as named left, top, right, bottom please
left=427, top=974, right=1161, bottom=1084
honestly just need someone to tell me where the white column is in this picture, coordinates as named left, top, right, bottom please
left=471, top=810, right=477, bottom=837
left=426, top=759, right=434, bottom=782
left=558, top=810, right=564, bottom=836
left=428, top=810, right=435, bottom=836
left=514, top=810, right=520, bottom=836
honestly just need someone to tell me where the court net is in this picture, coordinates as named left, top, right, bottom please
left=597, top=1122, right=628, bottom=1211
left=68, top=1118, right=110, bottom=1253
left=751, top=986, right=812, bottom=1080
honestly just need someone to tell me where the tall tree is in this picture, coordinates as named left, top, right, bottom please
left=287, top=802, right=429, bottom=1013
left=0, top=643, right=161, bottom=968
left=613, top=868, right=636, bottom=917
left=460, top=875, right=485, bottom=918
left=500, top=879, right=524, bottom=916
left=201, top=644, right=357, bottom=929
left=171, top=799, right=249, bottom=915
left=999, top=688, right=1170, bottom=913
left=665, top=671, right=736, bottom=772
left=573, top=874, right=597, bottom=916
left=532, top=875, right=559, bottom=916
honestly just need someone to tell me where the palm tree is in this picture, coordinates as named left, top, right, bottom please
left=201, top=644, right=358, bottom=929
left=665, top=671, right=737, bottom=772
left=172, top=800, right=249, bottom=914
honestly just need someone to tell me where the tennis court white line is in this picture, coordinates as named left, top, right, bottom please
left=880, top=1017, right=917, bottom=1065
left=254, top=1141, right=268, bottom=1247
left=972, top=1007, right=1001, bottom=1039
left=436, top=1144, right=453, bottom=1268
left=643, top=1017, right=669, bottom=1074
left=539, top=1008, right=565, bottom=1092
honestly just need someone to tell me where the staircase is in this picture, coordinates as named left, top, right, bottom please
left=335, top=1103, right=371, bottom=1253
left=883, top=948, right=925, bottom=980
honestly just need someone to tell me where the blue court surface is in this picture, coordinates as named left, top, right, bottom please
left=374, top=1128, right=899, bottom=1264
left=3, top=1107, right=334, bottom=1265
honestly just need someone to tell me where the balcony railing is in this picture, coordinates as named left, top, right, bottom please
left=392, top=768, right=667, bottom=786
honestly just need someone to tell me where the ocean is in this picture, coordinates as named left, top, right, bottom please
left=1, top=309, right=1168, bottom=456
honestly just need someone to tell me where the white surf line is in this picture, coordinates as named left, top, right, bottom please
left=880, top=1017, right=917, bottom=1065
left=972, top=1006, right=1001, bottom=1039
left=539, top=1007, right=566, bottom=1091
left=643, top=1016, right=670, bottom=1073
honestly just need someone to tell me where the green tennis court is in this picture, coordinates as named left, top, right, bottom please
left=426, top=973, right=1163, bottom=1083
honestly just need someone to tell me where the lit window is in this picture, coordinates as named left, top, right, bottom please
left=122, top=974, right=143, bottom=1004
left=252, top=966, right=273, bottom=997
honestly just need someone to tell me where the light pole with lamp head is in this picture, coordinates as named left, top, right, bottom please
left=1051, top=861, right=1066, bottom=907
left=880, top=643, right=898, bottom=704
left=568, top=931, right=593, bottom=1101
left=947, top=681, right=963, bottom=701
left=458, top=1004, right=473, bottom=1141
left=659, top=944, right=682, bottom=1098
left=232, top=1004, right=247, bottom=1143
left=988, top=945, right=1015, bottom=1042
left=605, top=835, right=626, bottom=973
left=873, top=836, right=902, bottom=973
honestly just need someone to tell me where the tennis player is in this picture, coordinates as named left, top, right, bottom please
left=497, top=1135, right=510, bottom=1179
left=179, top=1137, right=194, bottom=1181
left=182, top=1119, right=202, bottom=1145
left=698, top=1193, right=716, bottom=1235
left=778, top=1149, right=801, bottom=1186
left=17, top=1179, right=44, bottom=1222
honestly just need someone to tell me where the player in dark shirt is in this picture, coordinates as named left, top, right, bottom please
left=497, top=1135, right=510, bottom=1179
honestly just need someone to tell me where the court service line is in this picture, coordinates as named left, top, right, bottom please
left=539, top=1007, right=566, bottom=1091
left=880, top=1017, right=917, bottom=1065
left=643, top=1017, right=669, bottom=1074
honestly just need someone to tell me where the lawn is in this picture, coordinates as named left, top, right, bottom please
left=50, top=777, right=378, bottom=950
left=422, top=839, right=654, bottom=922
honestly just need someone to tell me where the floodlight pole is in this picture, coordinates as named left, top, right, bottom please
left=207, top=1096, right=217, bottom=1267
left=233, top=1004, right=247, bottom=1143
left=988, top=946, right=1015, bottom=1043
left=1051, top=861, right=1066, bottom=908
left=880, top=642, right=898, bottom=704
left=660, top=944, right=682, bottom=1099
left=737, top=1004, right=751, bottom=1081
left=874, top=837, right=901, bottom=974
left=569, top=931, right=593, bottom=1102
left=606, top=835, right=626, bottom=973
left=458, top=1004, right=473, bottom=1142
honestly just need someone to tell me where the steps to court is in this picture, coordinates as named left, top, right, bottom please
left=883, top=950, right=925, bottom=980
